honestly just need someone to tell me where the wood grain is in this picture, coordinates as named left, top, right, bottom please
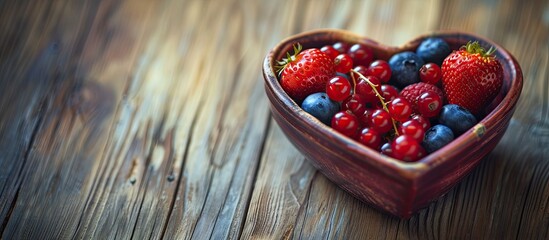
left=0, top=0, right=548, bottom=239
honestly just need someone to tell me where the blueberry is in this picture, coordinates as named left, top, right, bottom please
left=416, top=38, right=451, bottom=66
left=439, top=104, right=478, bottom=135
left=388, top=51, right=424, bottom=89
left=301, top=92, right=340, bottom=125
left=336, top=72, right=350, bottom=80
left=422, top=124, right=454, bottom=153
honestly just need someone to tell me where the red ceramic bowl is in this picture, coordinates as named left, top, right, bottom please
left=263, top=29, right=523, bottom=218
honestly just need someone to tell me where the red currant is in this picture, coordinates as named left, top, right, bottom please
left=388, top=97, right=413, bottom=122
left=333, top=42, right=350, bottom=54
left=417, top=91, right=442, bottom=118
left=358, top=128, right=382, bottom=150
left=419, top=63, right=442, bottom=85
left=350, top=65, right=368, bottom=82
left=355, top=76, right=381, bottom=104
left=370, top=109, right=392, bottom=134
left=358, top=108, right=373, bottom=127
left=331, top=111, right=360, bottom=138
left=348, top=44, right=374, bottom=66
left=320, top=45, right=339, bottom=60
left=326, top=76, right=352, bottom=101
left=334, top=54, right=353, bottom=73
left=381, top=84, right=399, bottom=102
left=416, top=147, right=426, bottom=160
left=411, top=114, right=431, bottom=131
left=391, top=135, right=424, bottom=162
left=342, top=94, right=366, bottom=116
left=398, top=119, right=426, bottom=142
left=366, top=60, right=391, bottom=83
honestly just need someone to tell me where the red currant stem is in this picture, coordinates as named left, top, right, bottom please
left=350, top=70, right=357, bottom=93
left=350, top=70, right=399, bottom=136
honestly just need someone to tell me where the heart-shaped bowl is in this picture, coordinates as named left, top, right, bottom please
left=263, top=29, right=523, bottom=218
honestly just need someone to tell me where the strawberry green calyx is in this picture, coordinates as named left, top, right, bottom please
left=276, top=43, right=303, bottom=75
left=462, top=41, right=497, bottom=58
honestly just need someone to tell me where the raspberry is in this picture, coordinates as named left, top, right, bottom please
left=399, top=82, right=444, bottom=112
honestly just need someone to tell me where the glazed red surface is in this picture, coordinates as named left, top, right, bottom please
left=262, top=29, right=523, bottom=218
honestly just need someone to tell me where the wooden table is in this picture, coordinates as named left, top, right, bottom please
left=1, top=0, right=548, bottom=239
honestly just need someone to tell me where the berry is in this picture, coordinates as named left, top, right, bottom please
left=388, top=97, right=413, bottom=122
left=370, top=109, right=393, bottom=134
left=411, top=114, right=431, bottom=131
left=391, top=135, right=424, bottom=162
left=334, top=54, right=353, bottom=73
left=284, top=41, right=498, bottom=160
left=367, top=60, right=391, bottom=83
left=416, top=147, right=427, bottom=160
left=342, top=94, right=367, bottom=116
left=419, top=63, right=442, bottom=85
left=348, top=44, right=374, bottom=67
left=441, top=41, right=503, bottom=115
left=358, top=108, right=373, bottom=127
left=399, top=82, right=444, bottom=112
left=359, top=128, right=382, bottom=150
left=388, top=51, right=424, bottom=88
left=321, top=45, right=339, bottom=60
left=422, top=124, right=454, bottom=153
left=417, top=91, right=443, bottom=118
left=416, top=38, right=451, bottom=66
left=326, top=76, right=352, bottom=101
left=332, top=111, right=360, bottom=138
left=381, top=142, right=393, bottom=156
left=301, top=92, right=340, bottom=125
left=398, top=119, right=426, bottom=142
left=335, top=72, right=350, bottom=80
left=439, top=104, right=477, bottom=135
left=333, top=42, right=350, bottom=53
left=350, top=65, right=368, bottom=82
left=277, top=44, right=335, bottom=102
left=355, top=76, right=382, bottom=104
left=381, top=84, right=399, bottom=102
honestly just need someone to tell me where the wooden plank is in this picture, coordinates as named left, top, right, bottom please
left=0, top=1, right=109, bottom=238
left=239, top=124, right=317, bottom=239
left=1, top=0, right=275, bottom=238
left=243, top=0, right=549, bottom=239
left=0, top=0, right=547, bottom=239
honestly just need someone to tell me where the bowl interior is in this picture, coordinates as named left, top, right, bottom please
left=264, top=29, right=522, bottom=170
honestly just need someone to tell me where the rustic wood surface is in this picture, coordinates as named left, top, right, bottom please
left=0, top=0, right=548, bottom=239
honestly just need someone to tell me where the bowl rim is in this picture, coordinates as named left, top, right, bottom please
left=263, top=28, right=523, bottom=180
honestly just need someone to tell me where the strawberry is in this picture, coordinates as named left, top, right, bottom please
left=399, top=82, right=444, bottom=112
left=277, top=44, right=335, bottom=102
left=441, top=41, right=503, bottom=115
